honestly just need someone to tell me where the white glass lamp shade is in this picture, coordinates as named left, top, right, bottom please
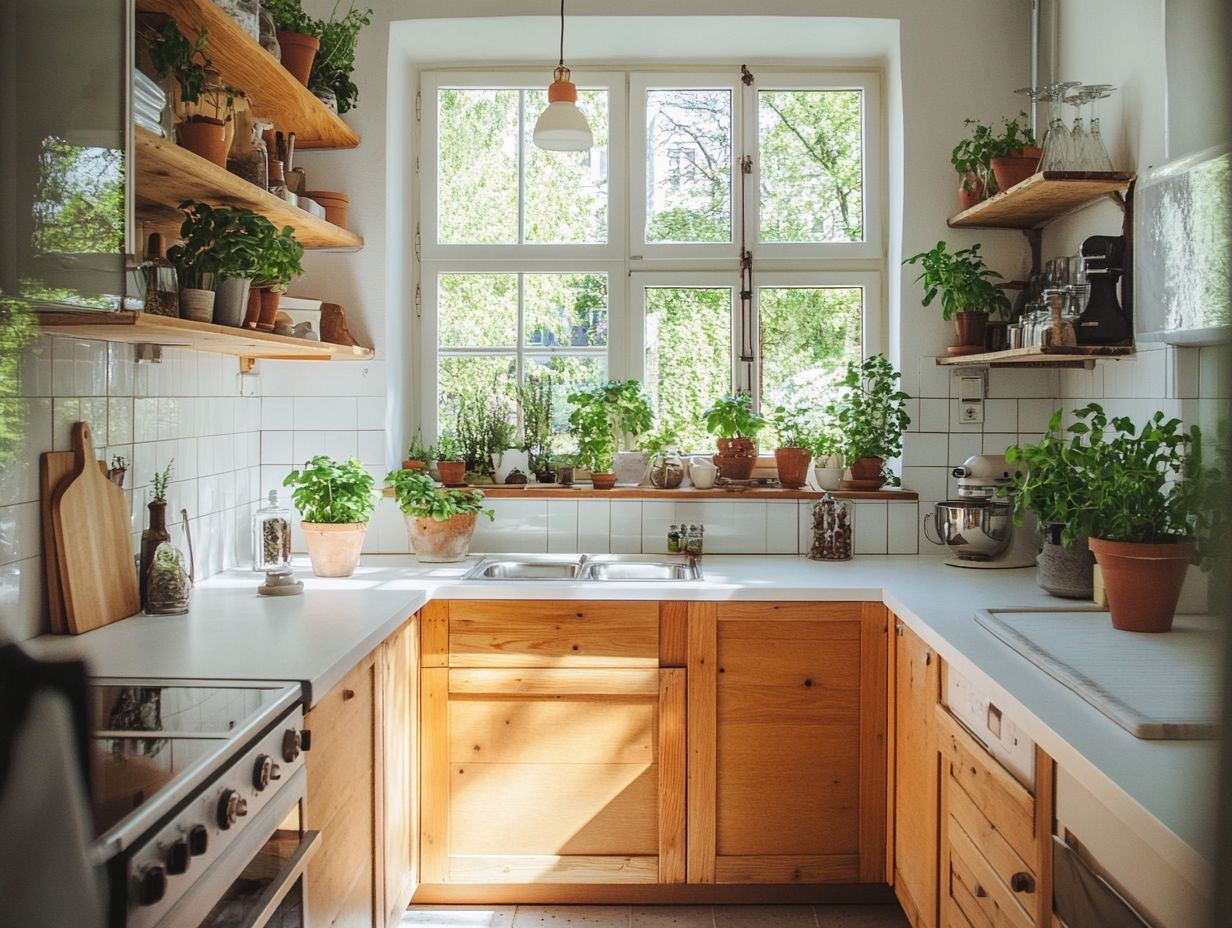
left=532, top=68, right=593, bottom=151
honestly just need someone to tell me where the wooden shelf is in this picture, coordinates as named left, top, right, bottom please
left=947, top=172, right=1135, bottom=229
left=136, top=0, right=359, bottom=149
left=135, top=127, right=362, bottom=250
left=383, top=484, right=919, bottom=502
left=935, top=345, right=1135, bottom=367
left=39, top=310, right=374, bottom=363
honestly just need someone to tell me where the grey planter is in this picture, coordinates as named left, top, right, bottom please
left=213, top=277, right=252, bottom=327
left=1037, top=535, right=1095, bottom=599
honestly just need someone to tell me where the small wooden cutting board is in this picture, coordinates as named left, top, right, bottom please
left=40, top=451, right=108, bottom=634
left=50, top=422, right=139, bottom=633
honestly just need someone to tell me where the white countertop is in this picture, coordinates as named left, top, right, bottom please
left=29, top=554, right=1220, bottom=880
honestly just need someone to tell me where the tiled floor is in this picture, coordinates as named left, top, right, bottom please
left=401, top=904, right=909, bottom=928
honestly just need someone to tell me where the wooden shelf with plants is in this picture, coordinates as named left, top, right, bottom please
left=934, top=344, right=1134, bottom=368
left=135, top=0, right=359, bottom=150
left=947, top=171, right=1135, bottom=230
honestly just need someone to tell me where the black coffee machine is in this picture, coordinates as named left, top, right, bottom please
left=1077, top=234, right=1132, bottom=345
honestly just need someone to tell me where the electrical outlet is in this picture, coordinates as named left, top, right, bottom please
left=960, top=402, right=983, bottom=423
left=957, top=373, right=985, bottom=423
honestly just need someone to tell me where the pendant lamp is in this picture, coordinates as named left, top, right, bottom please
left=532, top=0, right=593, bottom=151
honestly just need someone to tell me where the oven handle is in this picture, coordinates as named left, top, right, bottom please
left=237, top=829, right=320, bottom=928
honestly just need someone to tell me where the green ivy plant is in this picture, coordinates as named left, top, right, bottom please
left=264, top=0, right=373, bottom=114
left=903, top=240, right=1010, bottom=320
left=771, top=406, right=815, bottom=450
left=283, top=455, right=376, bottom=524
left=826, top=355, right=911, bottom=481
left=702, top=394, right=766, bottom=440
left=385, top=469, right=493, bottom=523
left=567, top=380, right=655, bottom=473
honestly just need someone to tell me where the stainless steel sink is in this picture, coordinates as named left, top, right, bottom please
left=463, top=556, right=583, bottom=580
left=581, top=555, right=702, bottom=581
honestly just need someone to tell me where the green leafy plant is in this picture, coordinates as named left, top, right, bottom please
left=702, top=395, right=766, bottom=440
left=264, top=0, right=373, bottom=113
left=283, top=455, right=376, bottom=524
left=812, top=426, right=845, bottom=462
left=826, top=355, right=911, bottom=481
left=903, top=240, right=1010, bottom=320
left=987, top=111, right=1038, bottom=161
left=518, top=374, right=555, bottom=475
left=455, top=393, right=515, bottom=478
left=385, top=469, right=493, bottom=523
left=148, top=21, right=210, bottom=106
left=950, top=118, right=996, bottom=192
left=249, top=222, right=304, bottom=292
left=567, top=380, right=655, bottom=473
left=434, top=433, right=463, bottom=462
left=639, top=424, right=680, bottom=468
left=771, top=406, right=814, bottom=449
left=166, top=201, right=288, bottom=289
left=151, top=460, right=174, bottom=503
left=1007, top=404, right=1228, bottom=567
left=406, top=429, right=433, bottom=463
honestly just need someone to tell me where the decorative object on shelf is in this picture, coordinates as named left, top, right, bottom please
left=273, top=29, right=318, bottom=85
left=826, top=355, right=910, bottom=490
left=808, top=494, right=853, bottom=561
left=252, top=489, right=292, bottom=572
left=283, top=454, right=376, bottom=577
left=1076, top=234, right=1132, bottom=346
left=403, top=430, right=431, bottom=471
left=214, top=0, right=260, bottom=41
left=265, top=0, right=372, bottom=112
left=226, top=109, right=269, bottom=190
left=568, top=380, right=654, bottom=489
left=643, top=426, right=684, bottom=489
left=148, top=20, right=235, bottom=166
left=532, top=0, right=592, bottom=151
left=257, top=4, right=281, bottom=59
left=140, top=460, right=174, bottom=612
left=144, top=541, right=192, bottom=615
left=257, top=568, right=303, bottom=596
left=702, top=394, right=766, bottom=481
left=433, top=434, right=466, bottom=486
left=386, top=468, right=493, bottom=563
left=986, top=111, right=1040, bottom=193
left=553, top=455, right=575, bottom=486
left=492, top=448, right=530, bottom=485
left=904, top=240, right=1010, bottom=356
left=138, top=232, right=180, bottom=317
left=770, top=406, right=815, bottom=489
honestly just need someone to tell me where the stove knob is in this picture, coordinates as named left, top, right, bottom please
left=137, top=865, right=167, bottom=906
left=217, top=789, right=248, bottom=830
left=253, top=754, right=274, bottom=791
left=166, top=839, right=189, bottom=875
left=188, top=824, right=208, bottom=856
left=282, top=728, right=302, bottom=763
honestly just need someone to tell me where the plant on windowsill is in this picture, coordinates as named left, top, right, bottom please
left=769, top=406, right=816, bottom=489
left=518, top=374, right=556, bottom=482
left=283, top=455, right=376, bottom=577
left=702, top=394, right=767, bottom=481
left=903, top=240, right=1010, bottom=355
left=812, top=427, right=846, bottom=491
left=402, top=430, right=433, bottom=471
left=567, top=380, right=655, bottom=488
left=386, top=469, right=493, bottom=563
left=826, top=355, right=911, bottom=489
left=433, top=433, right=466, bottom=486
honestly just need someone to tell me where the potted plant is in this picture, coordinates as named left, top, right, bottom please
left=987, top=111, right=1041, bottom=193
left=148, top=21, right=234, bottom=166
left=263, top=0, right=321, bottom=86
left=207, top=206, right=280, bottom=326
left=951, top=118, right=996, bottom=209
left=826, top=355, right=911, bottom=489
left=165, top=201, right=222, bottom=322
left=283, top=455, right=375, bottom=577
left=642, top=426, right=684, bottom=489
left=568, top=390, right=618, bottom=490
left=386, top=469, right=493, bottom=563
left=247, top=222, right=305, bottom=330
left=265, top=0, right=372, bottom=111
left=702, top=395, right=766, bottom=481
left=903, top=240, right=1010, bottom=354
left=1029, top=404, right=1226, bottom=632
left=403, top=430, right=432, bottom=471
left=519, top=374, right=556, bottom=482
left=567, top=380, right=655, bottom=488
left=812, top=428, right=845, bottom=490
left=433, top=433, right=466, bottom=485
left=770, top=406, right=815, bottom=489
left=553, top=453, right=576, bottom=487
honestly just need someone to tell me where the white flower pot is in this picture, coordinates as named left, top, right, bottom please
left=491, top=449, right=529, bottom=484
left=814, top=466, right=844, bottom=491
left=180, top=287, right=215, bottom=323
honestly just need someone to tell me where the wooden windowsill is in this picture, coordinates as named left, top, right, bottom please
left=383, top=484, right=918, bottom=502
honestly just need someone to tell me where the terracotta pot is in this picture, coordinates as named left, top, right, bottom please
left=277, top=31, right=319, bottom=86
left=713, top=437, right=758, bottom=480
left=954, top=311, right=989, bottom=348
left=1038, top=535, right=1095, bottom=599
left=243, top=286, right=263, bottom=328
left=436, top=461, right=466, bottom=485
left=1089, top=537, right=1194, bottom=632
left=179, top=287, right=215, bottom=323
left=990, top=146, right=1042, bottom=193
left=301, top=522, right=367, bottom=577
left=590, top=472, right=618, bottom=490
left=774, top=447, right=813, bottom=489
left=177, top=116, right=228, bottom=167
left=304, top=190, right=349, bottom=229
left=257, top=288, right=281, bottom=331
left=402, top=459, right=426, bottom=471
left=849, top=456, right=885, bottom=484
left=958, top=172, right=985, bottom=211
left=406, top=512, right=478, bottom=563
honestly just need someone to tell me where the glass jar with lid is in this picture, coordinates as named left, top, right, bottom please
left=253, top=490, right=292, bottom=572
left=808, top=494, right=853, bottom=561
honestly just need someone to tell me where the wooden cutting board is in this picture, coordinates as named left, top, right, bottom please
left=50, top=422, right=140, bottom=633
left=40, top=451, right=109, bottom=634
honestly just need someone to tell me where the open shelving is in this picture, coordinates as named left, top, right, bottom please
left=947, top=171, right=1135, bottom=230
left=934, top=345, right=1135, bottom=368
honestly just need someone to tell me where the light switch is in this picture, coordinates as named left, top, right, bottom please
left=957, top=373, right=985, bottom=423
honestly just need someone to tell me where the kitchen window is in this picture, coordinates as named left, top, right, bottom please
left=418, top=69, right=882, bottom=447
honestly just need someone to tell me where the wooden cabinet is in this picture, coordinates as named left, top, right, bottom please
left=380, top=617, right=419, bottom=925
left=892, top=618, right=940, bottom=927
left=686, top=602, right=889, bottom=885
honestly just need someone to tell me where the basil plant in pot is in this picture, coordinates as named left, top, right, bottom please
left=387, top=469, right=493, bottom=563
left=567, top=380, right=655, bottom=488
left=702, top=395, right=767, bottom=481
left=283, top=455, right=376, bottom=577
left=770, top=406, right=815, bottom=489
left=826, top=355, right=911, bottom=489
left=903, top=240, right=1010, bottom=354
left=247, top=223, right=305, bottom=331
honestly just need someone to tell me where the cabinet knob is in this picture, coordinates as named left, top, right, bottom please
left=973, top=883, right=988, bottom=898
left=895, top=623, right=904, bottom=636
left=1010, top=871, right=1035, bottom=893
left=342, top=688, right=356, bottom=701
left=924, top=651, right=932, bottom=666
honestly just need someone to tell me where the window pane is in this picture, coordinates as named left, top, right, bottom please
left=524, top=273, right=608, bottom=348
left=759, top=90, right=864, bottom=243
left=644, top=287, right=731, bottom=451
left=438, top=273, right=518, bottom=348
left=437, top=89, right=519, bottom=244
left=759, top=287, right=862, bottom=426
left=524, top=89, right=609, bottom=243
left=524, top=355, right=609, bottom=451
left=645, top=89, right=732, bottom=243
left=438, top=355, right=517, bottom=435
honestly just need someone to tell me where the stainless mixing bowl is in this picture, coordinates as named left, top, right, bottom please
left=923, top=500, right=1013, bottom=560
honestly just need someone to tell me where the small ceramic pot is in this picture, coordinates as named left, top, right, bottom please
left=436, top=461, right=466, bottom=485
left=277, top=31, right=319, bottom=85
left=849, top=457, right=886, bottom=487
left=814, top=466, right=844, bottom=491
left=256, top=288, right=281, bottom=331
left=991, top=147, right=1042, bottom=193
left=1089, top=537, right=1194, bottom=632
left=177, top=116, right=228, bottom=167
left=213, top=277, right=251, bottom=327
left=304, top=190, right=349, bottom=229
left=1037, top=536, right=1095, bottom=599
left=774, top=447, right=813, bottom=489
left=402, top=459, right=427, bottom=471
left=590, top=472, right=618, bottom=490
left=955, top=311, right=989, bottom=349
left=406, top=512, right=478, bottom=563
left=301, top=522, right=367, bottom=577
left=713, top=438, right=757, bottom=480
left=179, top=288, right=216, bottom=322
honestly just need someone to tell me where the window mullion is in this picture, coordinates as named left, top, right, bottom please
left=517, top=91, right=527, bottom=246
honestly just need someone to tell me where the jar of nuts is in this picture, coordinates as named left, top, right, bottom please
left=808, top=494, right=853, bottom=561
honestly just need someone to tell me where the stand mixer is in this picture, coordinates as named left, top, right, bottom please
left=923, top=454, right=1038, bottom=569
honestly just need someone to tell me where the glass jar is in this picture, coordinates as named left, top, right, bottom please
left=666, top=523, right=681, bottom=554
left=227, top=112, right=269, bottom=191
left=258, top=5, right=281, bottom=60
left=808, top=494, right=853, bottom=561
left=146, top=542, right=191, bottom=615
left=138, top=233, right=179, bottom=317
left=684, top=524, right=704, bottom=556
left=253, top=490, right=292, bottom=572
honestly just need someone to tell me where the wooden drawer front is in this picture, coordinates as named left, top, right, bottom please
left=947, top=819, right=1035, bottom=928
left=448, top=600, right=659, bottom=667
left=948, top=771, right=1038, bottom=915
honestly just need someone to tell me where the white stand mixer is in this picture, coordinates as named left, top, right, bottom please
left=924, top=454, right=1039, bottom=569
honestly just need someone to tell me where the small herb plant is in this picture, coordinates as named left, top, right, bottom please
left=264, top=0, right=373, bottom=113
left=702, top=395, right=766, bottom=440
left=903, top=240, right=1010, bottom=320
left=987, top=111, right=1038, bottom=161
left=951, top=118, right=996, bottom=192
left=640, top=425, right=680, bottom=468
left=151, top=460, right=174, bottom=503
left=166, top=201, right=290, bottom=289
left=771, top=406, right=814, bottom=450
left=518, top=374, right=555, bottom=475
left=567, top=380, right=655, bottom=472
left=434, top=433, right=463, bottom=462
left=812, top=428, right=845, bottom=464
left=249, top=222, right=305, bottom=292
left=455, top=393, right=515, bottom=478
left=148, top=21, right=210, bottom=107
left=826, top=355, right=911, bottom=478
left=406, top=430, right=432, bottom=463
left=386, top=469, right=493, bottom=523
left=283, top=455, right=376, bottom=524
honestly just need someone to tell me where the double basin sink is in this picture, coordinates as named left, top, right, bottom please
left=463, top=553, right=702, bottom=582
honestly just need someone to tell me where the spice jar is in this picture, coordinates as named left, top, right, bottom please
left=252, top=490, right=292, bottom=572
left=808, top=494, right=853, bottom=561
left=684, top=524, right=704, bottom=556
left=667, top=523, right=681, bottom=554
left=138, top=233, right=179, bottom=317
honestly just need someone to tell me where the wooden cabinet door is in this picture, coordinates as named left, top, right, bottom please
left=421, top=666, right=686, bottom=886
left=892, top=619, right=939, bottom=927
left=380, top=616, right=419, bottom=926
left=687, top=602, right=888, bottom=885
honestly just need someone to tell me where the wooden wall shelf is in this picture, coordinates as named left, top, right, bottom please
left=136, top=0, right=359, bottom=149
left=947, top=172, right=1135, bottom=230
left=935, top=345, right=1135, bottom=368
left=383, top=485, right=919, bottom=502
left=136, top=127, right=362, bottom=250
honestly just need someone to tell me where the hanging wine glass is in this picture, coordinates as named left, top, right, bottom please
left=1064, top=88, right=1094, bottom=171
left=1037, top=81, right=1081, bottom=172
left=1083, top=84, right=1116, bottom=172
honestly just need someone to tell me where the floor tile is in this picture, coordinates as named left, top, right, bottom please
left=630, top=906, right=715, bottom=928
left=812, top=905, right=909, bottom=927
left=712, top=905, right=816, bottom=928
left=402, top=906, right=516, bottom=927
left=512, top=906, right=631, bottom=927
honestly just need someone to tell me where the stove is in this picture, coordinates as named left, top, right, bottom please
left=88, top=679, right=314, bottom=928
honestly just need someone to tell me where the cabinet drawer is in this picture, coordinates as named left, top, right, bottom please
left=947, top=818, right=1035, bottom=928
left=448, top=600, right=659, bottom=667
left=948, top=771, right=1039, bottom=917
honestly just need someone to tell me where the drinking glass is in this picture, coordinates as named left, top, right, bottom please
left=1082, top=84, right=1116, bottom=171
left=1037, top=81, right=1081, bottom=171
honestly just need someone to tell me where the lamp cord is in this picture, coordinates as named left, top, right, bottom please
left=559, top=0, right=565, bottom=67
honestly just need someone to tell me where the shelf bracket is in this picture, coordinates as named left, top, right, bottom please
left=1022, top=227, right=1043, bottom=276
left=240, top=357, right=257, bottom=373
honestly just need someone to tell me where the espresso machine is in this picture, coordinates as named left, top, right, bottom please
left=1076, top=234, right=1132, bottom=345
left=923, top=454, right=1038, bottom=569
